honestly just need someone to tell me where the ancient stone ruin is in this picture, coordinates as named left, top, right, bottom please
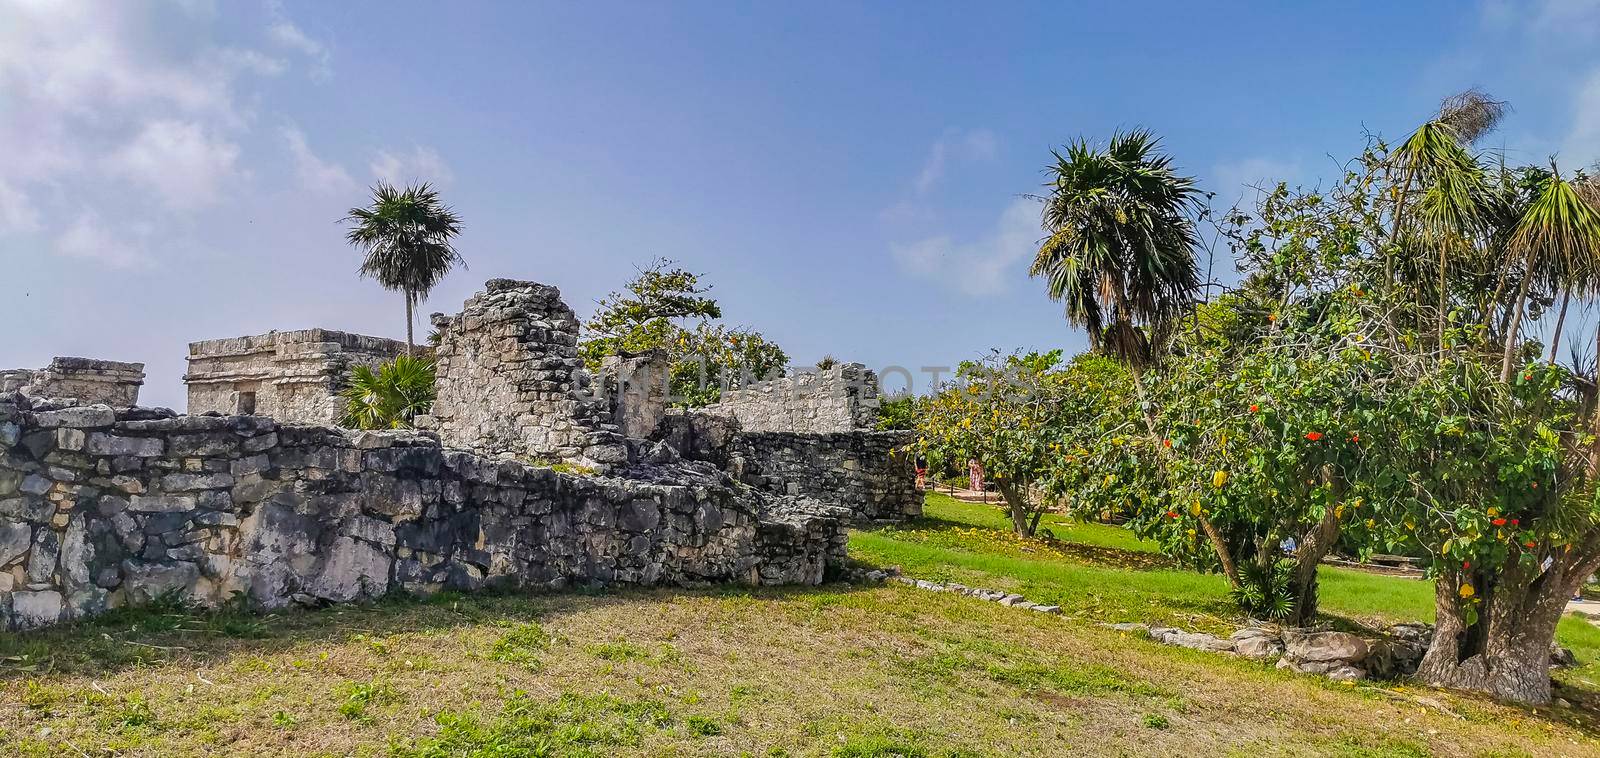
left=185, top=329, right=407, bottom=423
left=1, top=357, right=145, bottom=408
left=0, top=278, right=917, bottom=631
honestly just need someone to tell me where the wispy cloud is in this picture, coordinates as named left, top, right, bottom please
left=284, top=125, right=356, bottom=195
left=0, top=0, right=330, bottom=264
left=913, top=128, right=998, bottom=195
left=892, top=198, right=1040, bottom=297
left=371, top=145, right=453, bottom=186
left=53, top=212, right=149, bottom=269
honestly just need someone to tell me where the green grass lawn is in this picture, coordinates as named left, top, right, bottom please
left=853, top=493, right=1600, bottom=684
left=1, top=492, right=1599, bottom=756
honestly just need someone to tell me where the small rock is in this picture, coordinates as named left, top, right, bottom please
left=1031, top=604, right=1062, bottom=614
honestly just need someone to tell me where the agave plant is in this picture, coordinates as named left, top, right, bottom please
left=340, top=355, right=437, bottom=430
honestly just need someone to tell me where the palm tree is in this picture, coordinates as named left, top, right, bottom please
left=1389, top=90, right=1505, bottom=351
left=1500, top=166, right=1600, bottom=382
left=340, top=355, right=437, bottom=430
left=1030, top=129, right=1202, bottom=367
left=343, top=182, right=464, bottom=354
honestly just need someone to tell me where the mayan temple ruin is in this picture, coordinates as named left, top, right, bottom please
left=0, top=279, right=917, bottom=631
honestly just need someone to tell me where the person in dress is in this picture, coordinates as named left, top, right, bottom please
left=967, top=458, right=984, bottom=492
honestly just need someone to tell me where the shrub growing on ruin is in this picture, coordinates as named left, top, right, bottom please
left=341, top=355, right=437, bottom=430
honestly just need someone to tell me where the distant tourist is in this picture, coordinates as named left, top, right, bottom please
left=968, top=458, right=984, bottom=492
left=914, top=452, right=928, bottom=490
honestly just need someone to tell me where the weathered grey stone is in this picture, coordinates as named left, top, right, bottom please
left=1283, top=630, right=1369, bottom=664
left=1164, top=632, right=1236, bottom=653
left=86, top=433, right=163, bottom=457
left=120, top=560, right=201, bottom=604
left=33, top=405, right=116, bottom=429
left=11, top=590, right=64, bottom=629
left=0, top=522, right=31, bottom=566
left=128, top=494, right=198, bottom=513
left=161, top=472, right=235, bottom=491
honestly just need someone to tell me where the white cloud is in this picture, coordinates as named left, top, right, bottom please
left=0, top=179, right=39, bottom=234
left=892, top=198, right=1040, bottom=296
left=53, top=213, right=148, bottom=269
left=0, top=1, right=335, bottom=264
left=1482, top=0, right=1600, bottom=45
left=914, top=128, right=999, bottom=195
left=109, top=120, right=241, bottom=210
left=283, top=125, right=356, bottom=194
left=371, top=146, right=453, bottom=186
left=267, top=16, right=331, bottom=79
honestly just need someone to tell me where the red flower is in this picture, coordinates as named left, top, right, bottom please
left=1523, top=373, right=1533, bottom=381
left=1165, top=511, right=1179, bottom=519
left=1462, top=561, right=1470, bottom=569
left=1491, top=518, right=1507, bottom=527
left=1249, top=404, right=1260, bottom=413
left=1305, top=432, right=1323, bottom=442
left=1349, top=433, right=1360, bottom=442
left=1525, top=541, right=1537, bottom=548
left=1163, top=438, right=1173, bottom=448
left=1510, top=519, right=1519, bottom=527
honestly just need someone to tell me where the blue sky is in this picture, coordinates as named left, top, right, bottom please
left=5, top=1, right=1600, bottom=407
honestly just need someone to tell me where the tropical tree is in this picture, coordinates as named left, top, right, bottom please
left=1030, top=129, right=1203, bottom=367
left=343, top=182, right=465, bottom=354
left=916, top=351, right=1137, bottom=536
left=1387, top=90, right=1504, bottom=350
left=579, top=258, right=787, bottom=406
left=1498, top=168, right=1600, bottom=381
left=340, top=355, right=437, bottom=430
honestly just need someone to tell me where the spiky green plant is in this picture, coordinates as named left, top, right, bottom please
left=1500, top=169, right=1600, bottom=381
left=340, top=355, right=437, bottom=430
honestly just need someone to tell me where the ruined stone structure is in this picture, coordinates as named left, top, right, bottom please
left=0, top=396, right=845, bottom=631
left=185, top=329, right=406, bottom=424
left=427, top=280, right=627, bottom=469
left=0, top=358, right=144, bottom=407
left=652, top=365, right=922, bottom=523
left=0, top=279, right=879, bottom=632
left=701, top=363, right=879, bottom=433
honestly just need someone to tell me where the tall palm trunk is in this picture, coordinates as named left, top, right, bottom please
left=1438, top=243, right=1449, bottom=352
left=403, top=287, right=416, bottom=356
left=1500, top=246, right=1539, bottom=382
left=1548, top=289, right=1571, bottom=364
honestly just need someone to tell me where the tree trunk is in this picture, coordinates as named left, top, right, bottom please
left=1287, top=493, right=1342, bottom=625
left=996, top=479, right=1034, bottom=537
left=1499, top=247, right=1539, bottom=383
left=1415, top=551, right=1595, bottom=705
left=1548, top=288, right=1571, bottom=365
left=1438, top=242, right=1449, bottom=353
left=404, top=288, right=416, bottom=357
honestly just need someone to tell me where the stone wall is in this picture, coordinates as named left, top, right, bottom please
left=657, top=411, right=921, bottom=523
left=185, top=329, right=406, bottom=424
left=598, top=350, right=670, bottom=440
left=0, top=393, right=846, bottom=631
left=701, top=363, right=879, bottom=434
left=428, top=280, right=626, bottom=469
left=1, top=358, right=144, bottom=407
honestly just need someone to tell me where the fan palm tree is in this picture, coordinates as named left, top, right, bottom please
left=343, top=182, right=465, bottom=354
left=340, top=355, right=437, bottom=430
left=1500, top=166, right=1600, bottom=382
left=1030, top=129, right=1202, bottom=367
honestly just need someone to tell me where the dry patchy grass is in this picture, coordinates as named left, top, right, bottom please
left=1, top=583, right=1596, bottom=757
